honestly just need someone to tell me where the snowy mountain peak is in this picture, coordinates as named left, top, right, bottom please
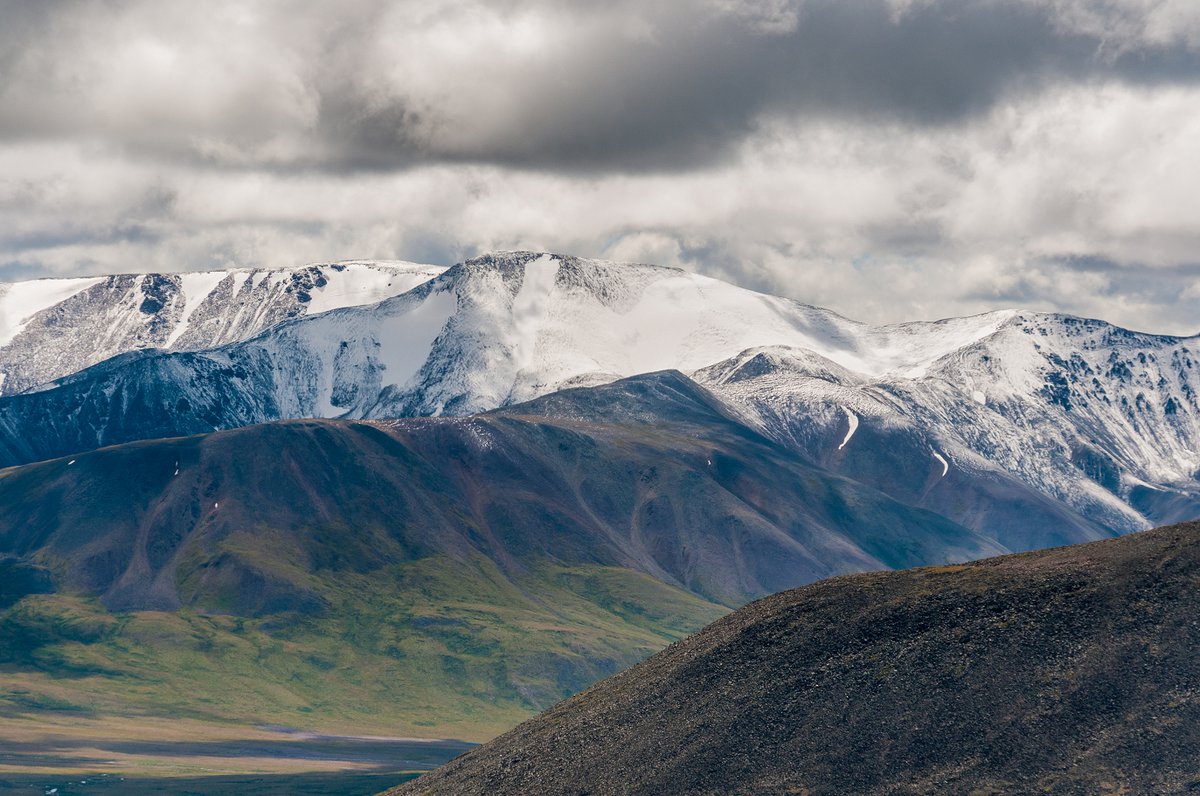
left=212, top=253, right=1196, bottom=426
left=395, top=253, right=1025, bottom=389
left=694, top=346, right=862, bottom=387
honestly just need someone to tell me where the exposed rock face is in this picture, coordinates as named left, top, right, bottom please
left=389, top=520, right=1200, bottom=796
left=0, top=261, right=443, bottom=395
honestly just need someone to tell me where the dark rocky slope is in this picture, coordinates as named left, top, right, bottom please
left=389, top=520, right=1200, bottom=795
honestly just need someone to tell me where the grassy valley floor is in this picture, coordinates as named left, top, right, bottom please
left=0, top=714, right=472, bottom=794
left=0, top=558, right=727, bottom=793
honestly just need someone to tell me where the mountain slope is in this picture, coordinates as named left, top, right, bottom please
left=0, top=372, right=997, bottom=611
left=0, top=372, right=997, bottom=737
left=691, top=311, right=1200, bottom=536
left=0, top=260, right=443, bottom=395
left=912, top=314, right=1200, bottom=524
left=389, top=520, right=1200, bottom=795
left=693, top=345, right=1158, bottom=547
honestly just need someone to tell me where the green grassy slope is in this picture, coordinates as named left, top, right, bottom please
left=0, top=556, right=725, bottom=740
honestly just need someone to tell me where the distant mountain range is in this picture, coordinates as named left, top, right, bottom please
left=1, top=251, right=1196, bottom=539
left=388, top=520, right=1200, bottom=795
left=1, top=372, right=995, bottom=613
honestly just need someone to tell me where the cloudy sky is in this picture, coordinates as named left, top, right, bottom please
left=1, top=0, right=1198, bottom=333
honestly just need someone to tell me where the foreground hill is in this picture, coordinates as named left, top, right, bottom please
left=0, top=372, right=995, bottom=737
left=390, top=520, right=1200, bottom=795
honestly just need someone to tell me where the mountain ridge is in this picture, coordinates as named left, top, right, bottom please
left=0, top=370, right=1002, bottom=613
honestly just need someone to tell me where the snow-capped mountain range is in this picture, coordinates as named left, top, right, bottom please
left=0, top=260, right=445, bottom=395
left=0, top=251, right=1196, bottom=544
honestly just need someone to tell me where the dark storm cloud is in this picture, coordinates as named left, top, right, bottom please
left=961, top=256, right=1200, bottom=334
left=2, top=0, right=1199, bottom=173
left=290, top=0, right=1200, bottom=172
left=0, top=260, right=49, bottom=282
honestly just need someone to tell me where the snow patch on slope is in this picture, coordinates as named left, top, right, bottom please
left=510, top=255, right=560, bottom=375
left=165, top=270, right=229, bottom=347
left=379, top=288, right=457, bottom=389
left=0, top=277, right=105, bottom=346
left=306, top=261, right=445, bottom=315
left=838, top=408, right=859, bottom=450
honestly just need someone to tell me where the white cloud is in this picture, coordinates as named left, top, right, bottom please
left=1035, top=0, right=1200, bottom=50
left=1, top=0, right=1198, bottom=336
